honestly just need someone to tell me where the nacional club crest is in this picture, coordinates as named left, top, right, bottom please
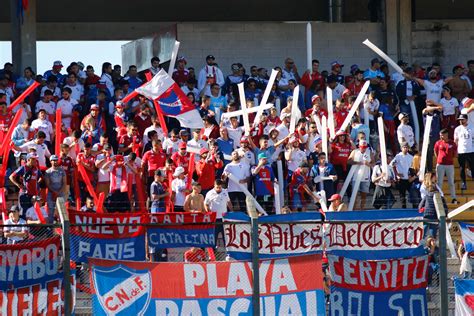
left=157, top=87, right=184, bottom=116
left=92, top=264, right=152, bottom=315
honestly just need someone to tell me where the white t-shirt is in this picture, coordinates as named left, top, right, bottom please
left=454, top=124, right=474, bottom=154
left=4, top=218, right=28, bottom=244
left=276, top=123, right=289, bottom=141
left=64, top=84, right=84, bottom=101
left=352, top=149, right=372, bottom=182
left=96, top=154, right=111, bottom=183
left=18, top=140, right=51, bottom=168
left=162, top=138, right=179, bottom=155
left=31, top=119, right=54, bottom=142
left=391, top=153, right=414, bottom=179
left=332, top=83, right=346, bottom=101
left=35, top=100, right=56, bottom=116
left=364, top=97, right=380, bottom=121
left=223, top=162, right=251, bottom=192
left=440, top=97, right=458, bottom=116
left=40, top=86, right=61, bottom=98
left=143, top=125, right=165, bottom=144
left=204, top=189, right=230, bottom=219
left=171, top=177, right=187, bottom=206
left=286, top=148, right=306, bottom=172
left=12, top=104, right=32, bottom=126
left=63, top=137, right=85, bottom=160
left=424, top=80, right=443, bottom=104
left=397, top=124, right=415, bottom=147
left=237, top=148, right=256, bottom=167
left=25, top=206, right=48, bottom=222
left=227, top=126, right=244, bottom=149
left=56, top=98, right=77, bottom=129
left=0, top=87, right=14, bottom=105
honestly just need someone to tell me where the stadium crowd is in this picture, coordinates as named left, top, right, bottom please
left=1, top=55, right=474, bottom=247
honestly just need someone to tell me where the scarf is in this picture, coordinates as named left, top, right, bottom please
left=111, top=163, right=128, bottom=192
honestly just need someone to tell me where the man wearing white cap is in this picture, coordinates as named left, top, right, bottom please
left=397, top=112, right=415, bottom=149
left=171, top=166, right=189, bottom=212
left=43, top=60, right=64, bottom=85
left=454, top=114, right=474, bottom=190
left=461, top=97, right=474, bottom=127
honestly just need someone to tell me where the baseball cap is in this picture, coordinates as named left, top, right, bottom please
left=9, top=205, right=20, bottom=213
left=177, top=56, right=187, bottom=63
left=231, top=64, right=240, bottom=71
left=458, top=114, right=469, bottom=120
left=199, top=148, right=209, bottom=156
left=240, top=136, right=249, bottom=143
left=257, top=153, right=268, bottom=160
left=179, top=129, right=189, bottom=136
left=50, top=155, right=59, bottom=161
left=456, top=64, right=465, bottom=69
left=206, top=55, right=215, bottom=60
left=299, top=161, right=309, bottom=168
left=77, top=61, right=85, bottom=69
left=311, top=95, right=321, bottom=103
left=115, top=101, right=123, bottom=108
left=326, top=75, right=338, bottom=84
left=335, top=130, right=347, bottom=137
left=401, top=142, right=409, bottom=147
left=331, top=61, right=344, bottom=68
left=26, top=153, right=38, bottom=160
left=90, top=104, right=99, bottom=110
left=173, top=166, right=185, bottom=177
left=328, top=194, right=342, bottom=201
left=31, top=195, right=42, bottom=202
left=350, top=64, right=359, bottom=72
left=359, top=140, right=368, bottom=148
left=154, top=169, right=165, bottom=177
left=53, top=60, right=63, bottom=67
left=179, top=142, right=187, bottom=149
left=115, top=154, right=124, bottom=162
left=398, top=113, right=408, bottom=121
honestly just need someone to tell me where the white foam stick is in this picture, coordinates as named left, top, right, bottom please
left=409, top=100, right=420, bottom=147
left=362, top=39, right=404, bottom=74
left=326, top=87, right=336, bottom=139
left=339, top=81, right=371, bottom=133
left=227, top=173, right=268, bottom=215
left=377, top=116, right=388, bottom=179
left=318, top=190, right=328, bottom=213
left=277, top=160, right=284, bottom=209
left=254, top=70, right=278, bottom=126
left=321, top=116, right=328, bottom=159
left=363, top=103, right=370, bottom=126
left=340, top=165, right=358, bottom=198
left=446, top=223, right=457, bottom=258
left=289, top=86, right=300, bottom=134
left=214, top=107, right=221, bottom=124
left=348, top=166, right=365, bottom=211
left=274, top=183, right=281, bottom=214
left=221, top=103, right=274, bottom=119
left=223, top=154, right=232, bottom=161
left=419, top=115, right=433, bottom=181
left=237, top=83, right=250, bottom=135
left=275, top=98, right=281, bottom=115
left=167, top=41, right=180, bottom=77
left=313, top=114, right=322, bottom=134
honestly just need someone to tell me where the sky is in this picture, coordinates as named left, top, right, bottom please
left=0, top=41, right=128, bottom=74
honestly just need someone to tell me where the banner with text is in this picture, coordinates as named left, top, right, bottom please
left=90, top=254, right=325, bottom=315
left=148, top=212, right=216, bottom=248
left=325, top=209, right=425, bottom=259
left=0, top=236, right=76, bottom=315
left=328, top=254, right=428, bottom=316
left=459, top=222, right=474, bottom=252
left=224, top=212, right=324, bottom=260
left=70, top=211, right=147, bottom=262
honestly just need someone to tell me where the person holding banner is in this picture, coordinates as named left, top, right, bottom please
left=3, top=205, right=28, bottom=244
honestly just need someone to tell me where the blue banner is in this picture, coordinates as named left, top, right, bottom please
left=455, top=279, right=474, bottom=315
left=148, top=212, right=216, bottom=248
left=224, top=212, right=323, bottom=260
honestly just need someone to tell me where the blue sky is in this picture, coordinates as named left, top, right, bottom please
left=0, top=41, right=128, bottom=74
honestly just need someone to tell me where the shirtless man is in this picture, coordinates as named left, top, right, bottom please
left=184, top=182, right=205, bottom=212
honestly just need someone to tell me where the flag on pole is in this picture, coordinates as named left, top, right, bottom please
left=136, top=70, right=204, bottom=129
left=455, top=279, right=474, bottom=316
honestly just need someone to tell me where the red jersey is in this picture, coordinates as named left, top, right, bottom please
left=171, top=152, right=191, bottom=172
left=142, top=149, right=167, bottom=176
left=133, top=114, right=152, bottom=137
left=0, top=112, right=12, bottom=132
left=304, top=108, right=327, bottom=120
left=76, top=153, right=96, bottom=182
left=172, top=69, right=190, bottom=87
left=196, top=158, right=224, bottom=190
left=300, top=71, right=325, bottom=90
left=334, top=108, right=349, bottom=130
left=434, top=139, right=457, bottom=165
left=59, top=155, right=75, bottom=185
left=330, top=142, right=352, bottom=170
left=184, top=248, right=206, bottom=262
left=119, top=134, right=141, bottom=155
left=348, top=80, right=366, bottom=96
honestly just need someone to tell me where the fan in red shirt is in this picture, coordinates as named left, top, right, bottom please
left=334, top=99, right=349, bottom=131
left=300, top=60, right=325, bottom=91
left=330, top=131, right=354, bottom=184
left=172, top=57, right=189, bottom=87
left=133, top=105, right=153, bottom=137
left=119, top=122, right=141, bottom=155
left=434, top=128, right=458, bottom=203
left=142, top=139, right=167, bottom=181
left=0, top=102, right=12, bottom=133
left=184, top=247, right=207, bottom=262
left=195, top=147, right=223, bottom=194
left=347, top=70, right=366, bottom=96
left=304, top=95, right=327, bottom=121
left=171, top=142, right=191, bottom=172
